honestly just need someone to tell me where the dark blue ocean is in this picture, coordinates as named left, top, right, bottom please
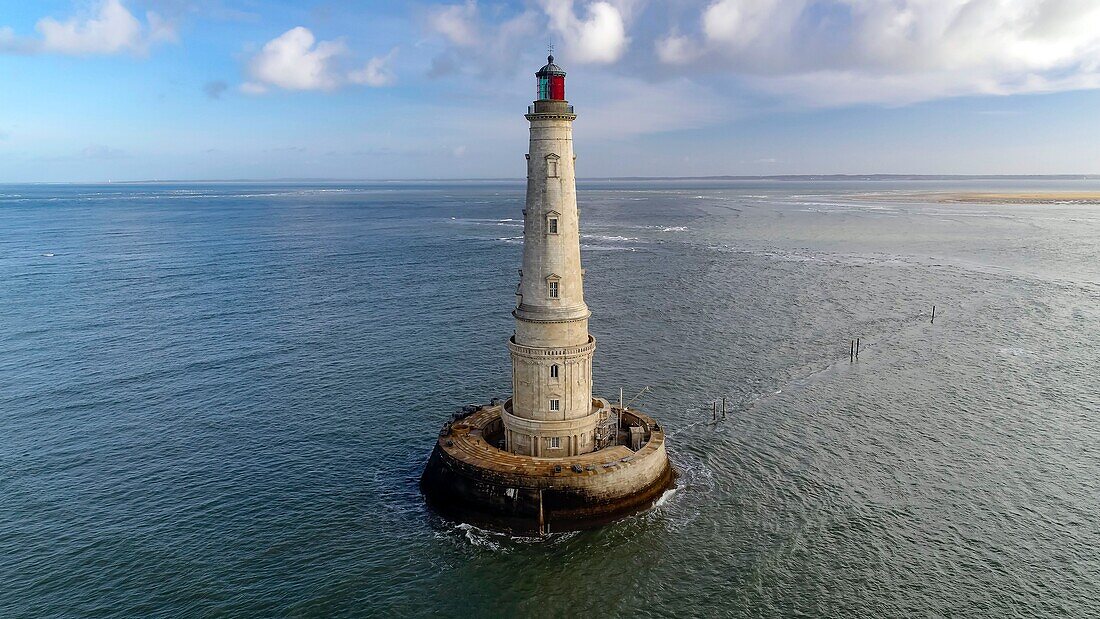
left=2, top=180, right=1099, bottom=617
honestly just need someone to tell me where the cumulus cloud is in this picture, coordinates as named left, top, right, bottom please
left=243, top=27, right=346, bottom=92
left=543, top=0, right=628, bottom=64
left=242, top=27, right=396, bottom=93
left=0, top=0, right=176, bottom=56
left=657, top=0, right=1100, bottom=104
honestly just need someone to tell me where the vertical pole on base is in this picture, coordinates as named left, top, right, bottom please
left=619, top=387, right=624, bottom=440
left=537, top=489, right=545, bottom=537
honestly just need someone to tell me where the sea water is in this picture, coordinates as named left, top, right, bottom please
left=2, top=180, right=1099, bottom=617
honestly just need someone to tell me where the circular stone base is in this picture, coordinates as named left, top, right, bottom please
left=420, top=404, right=676, bottom=535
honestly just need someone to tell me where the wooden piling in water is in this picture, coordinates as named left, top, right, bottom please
left=850, top=340, right=854, bottom=362
left=537, top=489, right=545, bottom=537
left=721, top=397, right=727, bottom=420
left=712, top=401, right=717, bottom=421
left=931, top=305, right=936, bottom=324
left=856, top=338, right=860, bottom=359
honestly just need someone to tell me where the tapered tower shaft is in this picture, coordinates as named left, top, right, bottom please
left=504, top=56, right=600, bottom=457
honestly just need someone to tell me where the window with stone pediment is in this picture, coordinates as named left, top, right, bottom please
left=549, top=399, right=560, bottom=412
left=546, top=210, right=560, bottom=235
left=546, top=273, right=561, bottom=299
left=545, top=153, right=560, bottom=178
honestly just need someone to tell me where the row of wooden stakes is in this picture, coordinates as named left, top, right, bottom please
left=850, top=305, right=937, bottom=363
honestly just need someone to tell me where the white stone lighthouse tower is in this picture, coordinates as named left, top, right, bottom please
left=503, top=55, right=604, bottom=457
left=421, top=53, right=675, bottom=534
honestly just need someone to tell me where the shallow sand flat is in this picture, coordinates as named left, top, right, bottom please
left=844, top=191, right=1100, bottom=205
left=937, top=192, right=1100, bottom=204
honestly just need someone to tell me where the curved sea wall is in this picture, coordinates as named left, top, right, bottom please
left=420, top=405, right=675, bottom=535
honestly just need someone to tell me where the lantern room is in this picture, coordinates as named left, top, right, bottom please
left=536, top=55, right=566, bottom=101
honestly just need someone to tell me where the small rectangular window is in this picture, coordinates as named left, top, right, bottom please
left=548, top=281, right=559, bottom=298
left=548, top=218, right=558, bottom=234
left=549, top=437, right=561, bottom=448
left=549, top=399, right=560, bottom=412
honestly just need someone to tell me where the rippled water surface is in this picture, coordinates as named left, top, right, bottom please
left=2, top=180, right=1099, bottom=617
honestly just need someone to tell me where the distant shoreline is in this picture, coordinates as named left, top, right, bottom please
left=3, top=174, right=1100, bottom=185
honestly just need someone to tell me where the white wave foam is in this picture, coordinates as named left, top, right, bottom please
left=653, top=486, right=678, bottom=508
left=582, top=234, right=639, bottom=242
left=455, top=523, right=506, bottom=551
left=581, top=244, right=636, bottom=251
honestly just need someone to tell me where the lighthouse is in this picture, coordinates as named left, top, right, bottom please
left=420, top=53, right=675, bottom=535
left=504, top=55, right=600, bottom=457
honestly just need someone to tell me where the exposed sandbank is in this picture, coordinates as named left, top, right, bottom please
left=936, top=193, right=1100, bottom=204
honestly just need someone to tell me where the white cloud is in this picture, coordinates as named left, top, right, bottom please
left=424, top=1, right=627, bottom=72
left=243, top=27, right=396, bottom=93
left=0, top=0, right=178, bottom=56
left=655, top=33, right=697, bottom=64
left=244, top=27, right=346, bottom=92
left=424, top=2, right=540, bottom=77
left=426, top=1, right=481, bottom=48
left=543, top=0, right=628, bottom=64
left=349, top=49, right=398, bottom=87
left=658, top=0, right=1100, bottom=105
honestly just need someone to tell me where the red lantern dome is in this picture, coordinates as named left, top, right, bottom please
left=536, top=55, right=566, bottom=101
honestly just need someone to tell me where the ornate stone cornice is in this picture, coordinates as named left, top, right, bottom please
left=508, top=335, right=595, bottom=360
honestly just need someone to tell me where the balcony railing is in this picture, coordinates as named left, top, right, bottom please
left=528, top=102, right=575, bottom=115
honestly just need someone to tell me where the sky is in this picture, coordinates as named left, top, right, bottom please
left=2, top=0, right=1100, bottom=181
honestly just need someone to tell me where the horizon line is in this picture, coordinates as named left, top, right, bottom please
left=4, top=174, right=1100, bottom=185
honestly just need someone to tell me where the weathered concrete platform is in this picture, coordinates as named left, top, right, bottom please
left=420, top=404, right=676, bottom=535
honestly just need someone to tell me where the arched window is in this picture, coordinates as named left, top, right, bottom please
left=550, top=364, right=559, bottom=379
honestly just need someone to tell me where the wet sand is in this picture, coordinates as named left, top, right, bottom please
left=847, top=191, right=1100, bottom=205
left=937, top=192, right=1100, bottom=204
